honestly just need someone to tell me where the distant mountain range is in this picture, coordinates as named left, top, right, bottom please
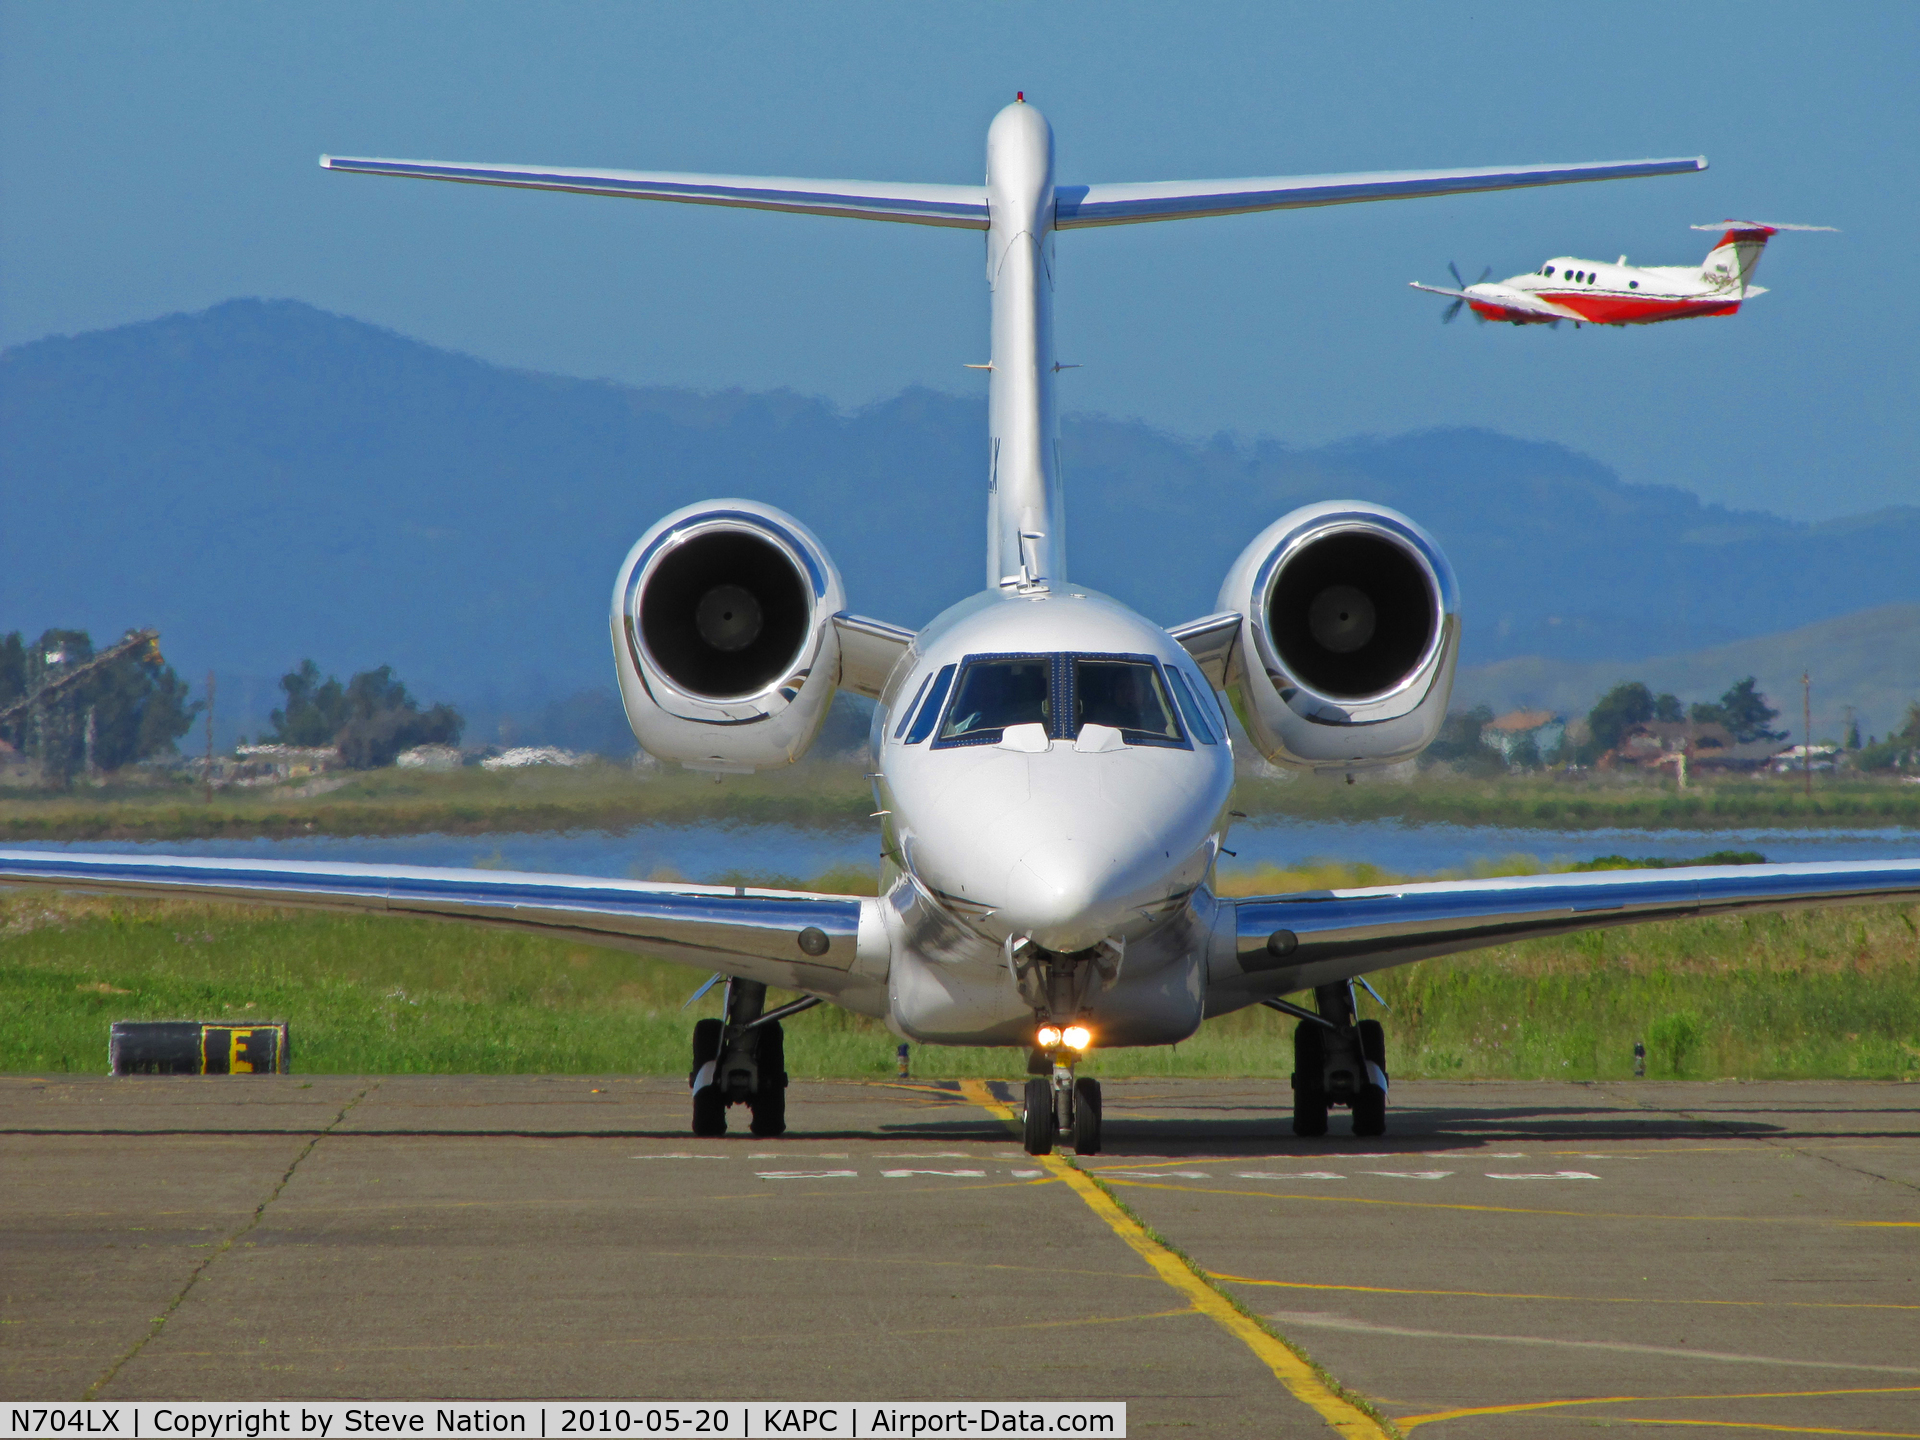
left=1453, top=603, right=1920, bottom=742
left=4, top=298, right=1916, bottom=745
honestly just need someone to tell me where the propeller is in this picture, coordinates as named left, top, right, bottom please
left=1441, top=263, right=1494, bottom=324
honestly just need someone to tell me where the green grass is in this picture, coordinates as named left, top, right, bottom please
left=7, top=864, right=1918, bottom=1081
left=0, top=759, right=875, bottom=842
left=8, top=762, right=1920, bottom=842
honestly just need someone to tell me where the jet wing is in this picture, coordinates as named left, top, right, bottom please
left=1219, top=860, right=1920, bottom=1001
left=0, top=850, right=872, bottom=993
left=320, top=156, right=989, bottom=229
left=1409, top=282, right=1584, bottom=323
left=1056, top=157, right=1705, bottom=229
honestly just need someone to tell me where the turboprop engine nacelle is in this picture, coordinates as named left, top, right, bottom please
left=611, top=500, right=845, bottom=772
left=1217, top=501, right=1459, bottom=771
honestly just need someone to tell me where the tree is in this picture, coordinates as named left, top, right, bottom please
left=1854, top=701, right=1920, bottom=772
left=270, top=661, right=462, bottom=768
left=1653, top=692, right=1684, bottom=723
left=1586, top=682, right=1654, bottom=755
left=0, top=628, right=198, bottom=782
left=1689, top=677, right=1785, bottom=743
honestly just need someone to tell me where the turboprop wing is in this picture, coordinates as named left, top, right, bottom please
left=1218, top=859, right=1920, bottom=1002
left=1408, top=281, right=1585, bottom=324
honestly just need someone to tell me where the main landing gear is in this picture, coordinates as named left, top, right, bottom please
left=688, top=977, right=819, bottom=1139
left=1277, top=981, right=1388, bottom=1139
left=1020, top=1024, right=1101, bottom=1156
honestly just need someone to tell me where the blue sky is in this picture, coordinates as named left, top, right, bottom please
left=3, top=1, right=1914, bottom=520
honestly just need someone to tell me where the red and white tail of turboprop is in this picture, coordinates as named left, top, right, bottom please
left=1690, top=219, right=1837, bottom=293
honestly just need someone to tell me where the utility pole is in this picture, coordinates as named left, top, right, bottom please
left=204, top=670, right=216, bottom=803
left=1803, top=671, right=1812, bottom=798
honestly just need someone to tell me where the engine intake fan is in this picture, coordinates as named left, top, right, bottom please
left=612, top=501, right=845, bottom=771
left=1218, top=501, right=1459, bottom=770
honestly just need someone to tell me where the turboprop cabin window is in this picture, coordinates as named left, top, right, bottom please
left=937, top=656, right=1051, bottom=744
left=1072, top=658, right=1183, bottom=746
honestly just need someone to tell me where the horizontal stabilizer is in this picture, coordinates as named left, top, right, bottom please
left=1057, top=157, right=1706, bottom=229
left=320, top=156, right=989, bottom=229
left=1691, top=220, right=1838, bottom=232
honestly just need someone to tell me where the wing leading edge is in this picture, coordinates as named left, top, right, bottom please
left=1219, top=860, right=1920, bottom=1004
left=0, top=850, right=873, bottom=996
left=322, top=154, right=1704, bottom=232
left=1057, top=157, right=1706, bottom=228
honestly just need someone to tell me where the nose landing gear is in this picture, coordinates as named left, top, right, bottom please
left=1020, top=1037, right=1102, bottom=1156
left=1279, top=981, right=1388, bottom=1138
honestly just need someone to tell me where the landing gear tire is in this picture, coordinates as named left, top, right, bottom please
left=690, top=1018, right=726, bottom=1137
left=692, top=1084, right=728, bottom=1137
left=1072, top=1077, right=1102, bottom=1155
left=1291, top=1022, right=1329, bottom=1138
left=748, top=1021, right=787, bottom=1139
left=1352, top=1018, right=1388, bottom=1138
left=1022, top=1077, right=1055, bottom=1156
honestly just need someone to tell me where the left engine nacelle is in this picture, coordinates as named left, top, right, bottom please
left=610, top=500, right=845, bottom=772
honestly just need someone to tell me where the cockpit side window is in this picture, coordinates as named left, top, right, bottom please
left=892, top=672, right=933, bottom=740
left=903, top=664, right=956, bottom=744
left=935, top=656, right=1051, bottom=745
left=1164, top=669, right=1217, bottom=744
left=1072, top=657, right=1183, bottom=745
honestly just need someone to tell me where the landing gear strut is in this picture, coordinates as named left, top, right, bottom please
left=1020, top=1043, right=1101, bottom=1156
left=1282, top=982, right=1388, bottom=1138
left=688, top=978, right=812, bottom=1139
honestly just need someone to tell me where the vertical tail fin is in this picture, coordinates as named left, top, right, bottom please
left=1690, top=220, right=1836, bottom=294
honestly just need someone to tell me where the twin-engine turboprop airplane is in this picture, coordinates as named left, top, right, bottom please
left=1412, top=220, right=1836, bottom=327
left=3, top=104, right=1913, bottom=1157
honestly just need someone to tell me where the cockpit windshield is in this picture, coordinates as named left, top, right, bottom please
left=938, top=657, right=1052, bottom=742
left=925, top=652, right=1192, bottom=749
left=1073, top=658, right=1180, bottom=741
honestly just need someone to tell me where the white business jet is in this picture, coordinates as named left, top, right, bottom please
left=5, top=101, right=1914, bottom=1155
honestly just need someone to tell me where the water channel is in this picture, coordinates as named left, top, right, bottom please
left=12, top=817, right=1919, bottom=884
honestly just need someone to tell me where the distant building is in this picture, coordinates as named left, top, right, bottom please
left=1481, top=709, right=1565, bottom=763
left=395, top=744, right=463, bottom=771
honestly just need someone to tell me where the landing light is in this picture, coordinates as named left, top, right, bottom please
left=1036, top=1025, right=1063, bottom=1048
left=1062, top=1025, right=1092, bottom=1051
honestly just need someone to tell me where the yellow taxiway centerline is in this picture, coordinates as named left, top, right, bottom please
left=958, top=1079, right=1395, bottom=1440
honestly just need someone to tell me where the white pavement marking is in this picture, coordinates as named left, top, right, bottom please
left=881, top=1169, right=987, bottom=1178
left=1362, top=1171, right=1454, bottom=1180
left=628, top=1153, right=727, bottom=1160
left=1265, top=1311, right=1920, bottom=1376
left=755, top=1170, right=859, bottom=1180
left=750, top=1152, right=849, bottom=1158
left=1234, top=1172, right=1346, bottom=1180
left=1011, top=1169, right=1044, bottom=1178
left=1487, top=1171, right=1600, bottom=1180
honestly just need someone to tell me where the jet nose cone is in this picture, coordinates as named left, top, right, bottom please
left=1002, top=841, right=1123, bottom=953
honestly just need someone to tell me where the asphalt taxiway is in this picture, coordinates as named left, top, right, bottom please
left=3, top=1075, right=1916, bottom=1438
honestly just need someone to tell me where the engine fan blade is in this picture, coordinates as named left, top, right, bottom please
left=1442, top=297, right=1465, bottom=324
left=1476, top=265, right=1493, bottom=285
left=1448, top=261, right=1466, bottom=289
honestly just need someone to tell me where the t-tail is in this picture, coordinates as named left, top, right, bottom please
left=1691, top=219, right=1836, bottom=294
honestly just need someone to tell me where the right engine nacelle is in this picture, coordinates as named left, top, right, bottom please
left=610, top=500, right=845, bottom=772
left=1217, top=501, right=1459, bottom=771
